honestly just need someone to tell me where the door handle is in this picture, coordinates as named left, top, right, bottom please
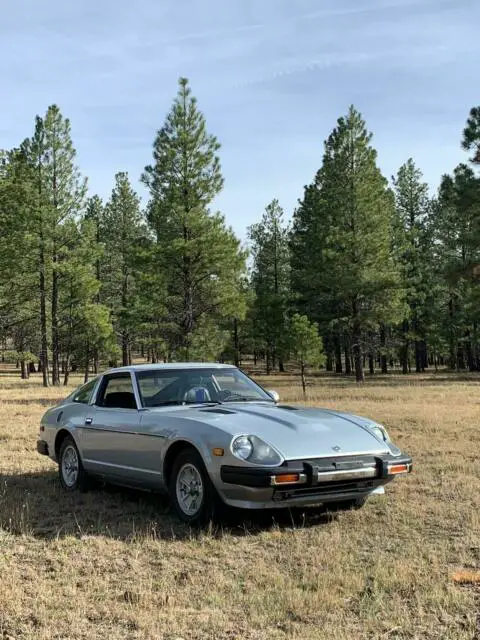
left=85, top=417, right=93, bottom=425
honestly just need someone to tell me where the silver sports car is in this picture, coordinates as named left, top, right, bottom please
left=37, top=363, right=412, bottom=524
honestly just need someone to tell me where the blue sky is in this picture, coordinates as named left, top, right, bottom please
left=1, top=0, right=479, bottom=240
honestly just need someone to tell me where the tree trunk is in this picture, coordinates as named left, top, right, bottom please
left=352, top=300, right=364, bottom=383
left=421, top=341, right=428, bottom=370
left=28, top=362, right=36, bottom=374
left=20, top=360, right=28, bottom=379
left=368, top=353, right=374, bottom=375
left=93, top=348, right=99, bottom=374
left=457, top=346, right=466, bottom=370
left=415, top=340, right=424, bottom=373
left=465, top=332, right=476, bottom=371
left=51, top=264, right=60, bottom=385
left=266, top=352, right=271, bottom=375
left=84, top=342, right=90, bottom=383
left=122, top=333, right=129, bottom=367
left=326, top=354, right=333, bottom=372
left=300, top=362, right=306, bottom=398
left=39, top=241, right=50, bottom=387
left=233, top=319, right=240, bottom=367
left=63, top=356, right=70, bottom=386
left=344, top=340, right=352, bottom=376
left=380, top=324, right=388, bottom=374
left=334, top=333, right=342, bottom=374
left=448, top=296, right=457, bottom=369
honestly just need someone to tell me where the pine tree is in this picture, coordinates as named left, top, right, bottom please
left=290, top=180, right=343, bottom=373
left=103, top=172, right=146, bottom=366
left=287, top=314, right=325, bottom=396
left=291, top=106, right=403, bottom=382
left=84, top=195, right=105, bottom=373
left=434, top=164, right=480, bottom=369
left=0, top=149, right=40, bottom=378
left=248, top=199, right=290, bottom=373
left=462, top=106, right=480, bottom=165
left=392, top=159, right=433, bottom=373
left=24, top=106, right=87, bottom=385
left=142, top=77, right=247, bottom=359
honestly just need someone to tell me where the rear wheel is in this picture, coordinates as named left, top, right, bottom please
left=58, top=436, right=89, bottom=492
left=169, top=448, right=220, bottom=526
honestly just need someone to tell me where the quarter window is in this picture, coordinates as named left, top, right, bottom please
left=72, top=379, right=97, bottom=404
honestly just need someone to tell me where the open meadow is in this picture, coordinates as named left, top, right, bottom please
left=1, top=368, right=479, bottom=640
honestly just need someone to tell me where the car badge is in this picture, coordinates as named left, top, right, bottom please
left=332, top=445, right=341, bottom=452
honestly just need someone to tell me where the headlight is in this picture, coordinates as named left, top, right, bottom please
left=369, top=424, right=390, bottom=442
left=231, top=435, right=253, bottom=460
left=231, top=435, right=282, bottom=466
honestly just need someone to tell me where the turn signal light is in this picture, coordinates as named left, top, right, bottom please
left=388, top=463, right=409, bottom=475
left=272, top=473, right=300, bottom=485
left=212, top=448, right=224, bottom=457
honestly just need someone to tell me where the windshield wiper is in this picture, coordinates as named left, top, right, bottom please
left=184, top=401, right=222, bottom=406
left=220, top=396, right=272, bottom=403
left=151, top=400, right=223, bottom=407
left=149, top=400, right=183, bottom=407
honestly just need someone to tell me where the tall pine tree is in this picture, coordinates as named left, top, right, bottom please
left=142, top=77, right=247, bottom=360
left=248, top=199, right=290, bottom=373
left=392, top=159, right=433, bottom=373
left=291, top=106, right=403, bottom=382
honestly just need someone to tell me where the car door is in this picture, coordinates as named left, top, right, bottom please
left=80, top=372, right=163, bottom=488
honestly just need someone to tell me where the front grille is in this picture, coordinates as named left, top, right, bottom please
left=273, top=478, right=379, bottom=501
left=300, top=455, right=378, bottom=471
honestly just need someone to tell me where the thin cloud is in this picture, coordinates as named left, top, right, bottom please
left=230, top=44, right=451, bottom=91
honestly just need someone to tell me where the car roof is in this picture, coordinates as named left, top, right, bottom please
left=104, top=362, right=237, bottom=375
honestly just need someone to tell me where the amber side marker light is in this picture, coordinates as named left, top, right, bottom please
left=270, top=473, right=306, bottom=486
left=388, top=463, right=410, bottom=475
left=212, top=448, right=224, bottom=457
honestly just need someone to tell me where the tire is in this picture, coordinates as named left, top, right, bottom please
left=169, top=448, right=220, bottom=526
left=58, top=435, right=89, bottom=492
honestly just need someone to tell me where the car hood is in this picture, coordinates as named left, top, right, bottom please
left=150, top=402, right=391, bottom=460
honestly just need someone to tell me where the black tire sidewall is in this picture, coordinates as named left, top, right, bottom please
left=58, top=436, right=88, bottom=492
left=169, top=448, right=217, bottom=525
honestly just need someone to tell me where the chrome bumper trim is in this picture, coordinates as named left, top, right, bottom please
left=316, top=466, right=377, bottom=483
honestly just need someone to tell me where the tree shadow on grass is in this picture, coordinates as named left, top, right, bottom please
left=0, top=469, right=336, bottom=542
left=0, top=398, right=63, bottom=406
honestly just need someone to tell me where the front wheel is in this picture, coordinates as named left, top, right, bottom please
left=169, top=448, right=220, bottom=526
left=58, top=436, right=89, bottom=492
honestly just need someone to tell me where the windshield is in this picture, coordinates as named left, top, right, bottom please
left=135, top=368, right=273, bottom=408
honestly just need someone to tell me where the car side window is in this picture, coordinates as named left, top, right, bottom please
left=72, top=379, right=97, bottom=404
left=97, top=375, right=137, bottom=410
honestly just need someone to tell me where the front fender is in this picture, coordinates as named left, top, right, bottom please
left=160, top=424, right=236, bottom=491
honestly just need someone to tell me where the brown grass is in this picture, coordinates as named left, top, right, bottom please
left=0, top=367, right=479, bottom=639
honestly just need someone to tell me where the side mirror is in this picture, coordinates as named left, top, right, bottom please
left=267, top=389, right=280, bottom=403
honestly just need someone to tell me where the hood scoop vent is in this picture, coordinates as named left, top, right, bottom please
left=277, top=405, right=299, bottom=411
left=200, top=407, right=236, bottom=415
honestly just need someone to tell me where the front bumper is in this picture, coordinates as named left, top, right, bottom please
left=219, top=453, right=412, bottom=509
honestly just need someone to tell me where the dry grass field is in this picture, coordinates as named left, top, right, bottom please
left=1, top=367, right=479, bottom=639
